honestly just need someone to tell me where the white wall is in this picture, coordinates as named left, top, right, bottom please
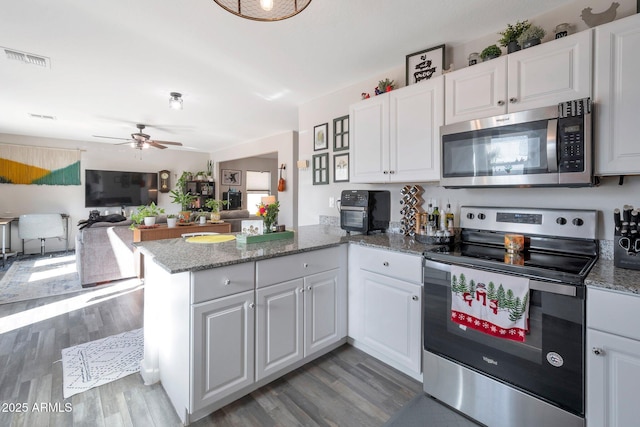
left=218, top=156, right=278, bottom=210
left=0, top=133, right=209, bottom=253
left=297, top=0, right=639, bottom=240
left=211, top=131, right=298, bottom=229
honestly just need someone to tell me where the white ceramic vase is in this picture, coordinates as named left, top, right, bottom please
left=144, top=216, right=156, bottom=226
left=167, top=217, right=178, bottom=228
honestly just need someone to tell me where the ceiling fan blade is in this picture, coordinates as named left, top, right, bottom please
left=150, top=140, right=183, bottom=146
left=114, top=141, right=134, bottom=146
left=147, top=141, right=168, bottom=149
left=92, top=135, right=132, bottom=141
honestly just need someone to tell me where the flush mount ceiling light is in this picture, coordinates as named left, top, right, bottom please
left=169, top=92, right=183, bottom=110
left=213, top=0, right=312, bottom=21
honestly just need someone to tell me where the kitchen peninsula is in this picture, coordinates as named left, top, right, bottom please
left=135, top=225, right=350, bottom=424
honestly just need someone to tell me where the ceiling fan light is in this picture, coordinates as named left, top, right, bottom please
left=169, top=92, right=183, bottom=110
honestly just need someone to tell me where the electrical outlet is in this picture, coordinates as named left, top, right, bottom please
left=329, top=197, right=335, bottom=208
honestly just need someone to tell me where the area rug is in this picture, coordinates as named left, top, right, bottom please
left=61, top=328, right=143, bottom=399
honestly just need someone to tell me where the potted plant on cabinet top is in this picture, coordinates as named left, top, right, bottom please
left=498, top=20, right=531, bottom=53
left=375, top=78, right=395, bottom=95
left=518, top=25, right=546, bottom=49
left=205, top=199, right=228, bottom=221
left=480, top=44, right=502, bottom=61
left=130, top=202, right=165, bottom=229
left=166, top=214, right=178, bottom=228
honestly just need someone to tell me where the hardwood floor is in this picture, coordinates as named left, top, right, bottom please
left=0, top=284, right=423, bottom=427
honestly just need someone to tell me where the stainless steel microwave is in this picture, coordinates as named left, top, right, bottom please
left=440, top=98, right=593, bottom=188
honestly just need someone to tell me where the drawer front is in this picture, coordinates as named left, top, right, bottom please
left=357, top=245, right=422, bottom=284
left=588, top=287, right=640, bottom=341
left=191, top=262, right=255, bottom=303
left=256, top=246, right=343, bottom=288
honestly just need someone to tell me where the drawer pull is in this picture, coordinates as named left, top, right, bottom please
left=383, top=262, right=389, bottom=267
left=303, top=263, right=309, bottom=268
left=412, top=295, right=419, bottom=301
left=224, top=279, right=231, bottom=285
left=592, top=347, right=604, bottom=356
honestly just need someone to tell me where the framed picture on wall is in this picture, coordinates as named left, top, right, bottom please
left=312, top=153, right=329, bottom=185
left=405, top=44, right=445, bottom=86
left=333, top=153, right=349, bottom=183
left=221, top=169, right=242, bottom=186
left=333, top=115, right=349, bottom=151
left=314, top=123, right=328, bottom=151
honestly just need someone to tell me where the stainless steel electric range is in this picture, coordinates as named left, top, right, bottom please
left=423, top=206, right=598, bottom=427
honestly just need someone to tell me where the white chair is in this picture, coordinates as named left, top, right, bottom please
left=18, top=214, right=65, bottom=256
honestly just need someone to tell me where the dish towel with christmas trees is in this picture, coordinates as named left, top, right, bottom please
left=450, top=265, right=530, bottom=342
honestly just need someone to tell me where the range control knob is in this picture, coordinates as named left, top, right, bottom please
left=478, top=213, right=486, bottom=220
left=556, top=217, right=567, bottom=225
left=572, top=218, right=584, bottom=226
left=466, top=213, right=474, bottom=220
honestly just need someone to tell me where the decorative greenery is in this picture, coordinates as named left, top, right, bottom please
left=480, top=44, right=502, bottom=60
left=517, top=25, right=546, bottom=46
left=130, top=202, right=165, bottom=228
left=169, top=189, right=197, bottom=210
left=498, top=20, right=531, bottom=46
left=377, top=78, right=395, bottom=92
left=167, top=213, right=177, bottom=219
left=205, top=199, right=228, bottom=212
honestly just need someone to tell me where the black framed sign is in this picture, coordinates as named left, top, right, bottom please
left=406, top=44, right=445, bottom=86
left=222, top=169, right=242, bottom=186
left=314, top=123, right=328, bottom=151
left=312, top=153, right=329, bottom=185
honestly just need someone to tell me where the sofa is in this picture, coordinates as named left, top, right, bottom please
left=219, top=209, right=261, bottom=232
left=75, top=218, right=142, bottom=287
left=75, top=212, right=259, bottom=286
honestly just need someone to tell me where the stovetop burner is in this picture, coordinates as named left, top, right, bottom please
left=423, top=207, right=599, bottom=285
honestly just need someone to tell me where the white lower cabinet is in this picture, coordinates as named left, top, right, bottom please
left=192, top=290, right=255, bottom=412
left=587, top=287, right=640, bottom=427
left=256, top=268, right=346, bottom=381
left=348, top=245, right=423, bottom=380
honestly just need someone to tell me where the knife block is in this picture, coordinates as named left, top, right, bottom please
left=614, top=236, right=640, bottom=270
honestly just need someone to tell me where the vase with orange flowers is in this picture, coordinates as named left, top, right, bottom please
left=257, top=199, right=279, bottom=233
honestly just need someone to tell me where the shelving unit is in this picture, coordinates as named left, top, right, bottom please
left=186, top=180, right=215, bottom=211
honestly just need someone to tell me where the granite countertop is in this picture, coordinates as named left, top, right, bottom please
left=136, top=224, right=640, bottom=296
left=585, top=259, right=640, bottom=296
left=135, top=225, right=433, bottom=274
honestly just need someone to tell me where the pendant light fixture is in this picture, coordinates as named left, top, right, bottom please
left=169, top=92, right=183, bottom=110
left=213, top=0, right=312, bottom=21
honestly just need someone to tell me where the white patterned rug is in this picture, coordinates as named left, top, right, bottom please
left=61, top=328, right=144, bottom=399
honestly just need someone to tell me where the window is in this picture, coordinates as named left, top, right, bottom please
left=246, top=171, right=271, bottom=215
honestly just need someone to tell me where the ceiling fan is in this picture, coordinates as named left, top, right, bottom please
left=93, top=124, right=183, bottom=150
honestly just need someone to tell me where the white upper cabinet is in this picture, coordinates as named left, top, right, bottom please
left=594, top=13, right=640, bottom=175
left=445, top=30, right=592, bottom=124
left=350, top=76, right=443, bottom=183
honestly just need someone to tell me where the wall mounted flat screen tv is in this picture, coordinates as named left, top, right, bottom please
left=85, top=169, right=158, bottom=208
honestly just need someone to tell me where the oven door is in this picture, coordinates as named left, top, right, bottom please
left=423, top=259, right=584, bottom=416
left=339, top=206, right=367, bottom=233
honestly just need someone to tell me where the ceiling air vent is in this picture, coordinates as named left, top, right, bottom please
left=28, top=113, right=57, bottom=120
left=3, top=47, right=50, bottom=68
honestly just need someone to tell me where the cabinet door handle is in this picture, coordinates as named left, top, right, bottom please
left=299, top=288, right=305, bottom=293
left=412, top=295, right=419, bottom=301
left=509, top=97, right=518, bottom=104
left=303, top=263, right=309, bottom=268
left=389, top=170, right=395, bottom=174
left=307, top=286, right=312, bottom=291
left=249, top=302, right=255, bottom=309
left=497, top=100, right=505, bottom=106
left=224, top=279, right=231, bottom=285
left=383, top=261, right=389, bottom=267
left=383, top=171, right=389, bottom=175
left=592, top=347, right=604, bottom=356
